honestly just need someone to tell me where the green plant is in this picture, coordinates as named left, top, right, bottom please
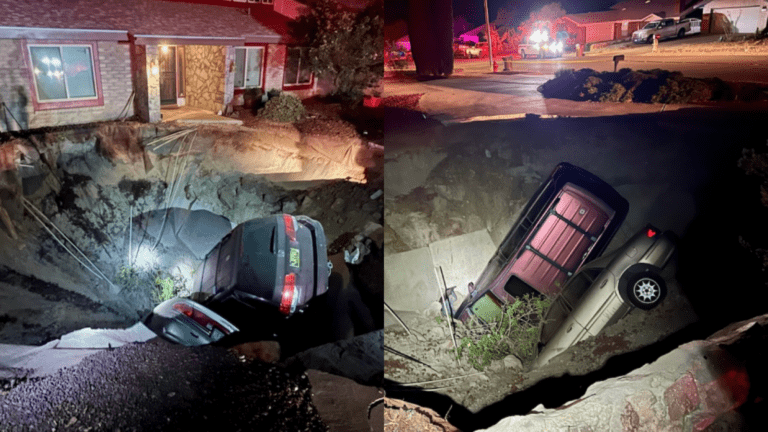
left=115, top=265, right=185, bottom=304
left=257, top=92, right=306, bottom=123
left=455, top=294, right=551, bottom=371
left=115, top=265, right=151, bottom=293
left=152, top=273, right=185, bottom=303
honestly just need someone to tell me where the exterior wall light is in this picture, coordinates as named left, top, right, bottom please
left=150, top=61, right=159, bottom=76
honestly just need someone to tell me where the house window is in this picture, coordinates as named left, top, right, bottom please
left=283, top=47, right=312, bottom=86
left=262, top=0, right=273, bottom=4
left=28, top=44, right=97, bottom=102
left=234, top=47, right=264, bottom=89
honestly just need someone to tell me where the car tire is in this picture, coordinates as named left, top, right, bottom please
left=678, top=29, right=685, bottom=38
left=647, top=35, right=655, bottom=44
left=626, top=271, right=666, bottom=310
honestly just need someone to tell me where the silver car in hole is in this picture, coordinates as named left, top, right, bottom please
left=144, top=298, right=239, bottom=346
left=534, top=225, right=676, bottom=368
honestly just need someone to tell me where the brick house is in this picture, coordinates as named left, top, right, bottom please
left=562, top=0, right=687, bottom=45
left=0, top=0, right=318, bottom=131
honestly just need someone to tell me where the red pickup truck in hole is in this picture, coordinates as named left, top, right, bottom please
left=454, top=162, right=629, bottom=324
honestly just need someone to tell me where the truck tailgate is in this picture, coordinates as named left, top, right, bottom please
left=509, top=184, right=614, bottom=297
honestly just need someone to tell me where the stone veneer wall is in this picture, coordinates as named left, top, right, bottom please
left=0, top=39, right=133, bottom=131
left=185, top=45, right=227, bottom=114
left=144, top=45, right=160, bottom=123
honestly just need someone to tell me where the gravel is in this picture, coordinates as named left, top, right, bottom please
left=0, top=340, right=328, bottom=431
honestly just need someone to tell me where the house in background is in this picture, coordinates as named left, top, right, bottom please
left=692, top=0, right=768, bottom=33
left=0, top=0, right=318, bottom=131
left=562, top=0, right=687, bottom=45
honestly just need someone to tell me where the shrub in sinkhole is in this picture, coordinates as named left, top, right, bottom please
left=454, top=294, right=551, bottom=371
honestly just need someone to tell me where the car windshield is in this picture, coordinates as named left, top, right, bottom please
left=643, top=22, right=660, bottom=29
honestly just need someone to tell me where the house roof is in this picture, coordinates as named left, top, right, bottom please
left=564, top=9, right=659, bottom=25
left=0, top=0, right=280, bottom=44
left=609, top=0, right=683, bottom=18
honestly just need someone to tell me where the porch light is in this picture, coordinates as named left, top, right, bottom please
left=150, top=61, right=159, bottom=76
left=161, top=45, right=169, bottom=54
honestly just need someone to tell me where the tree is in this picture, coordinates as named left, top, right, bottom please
left=292, top=0, right=383, bottom=102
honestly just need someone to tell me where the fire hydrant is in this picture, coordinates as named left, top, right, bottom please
left=493, top=60, right=499, bottom=72
left=652, top=35, right=659, bottom=52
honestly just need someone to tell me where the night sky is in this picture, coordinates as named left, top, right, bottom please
left=454, top=0, right=621, bottom=27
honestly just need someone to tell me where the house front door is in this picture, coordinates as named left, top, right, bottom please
left=159, top=46, right=177, bottom=105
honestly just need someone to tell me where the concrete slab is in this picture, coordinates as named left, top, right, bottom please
left=428, top=230, right=497, bottom=300
left=384, top=231, right=498, bottom=314
left=161, top=106, right=243, bottom=125
left=384, top=247, right=438, bottom=313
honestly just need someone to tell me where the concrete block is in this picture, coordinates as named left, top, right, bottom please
left=428, top=230, right=497, bottom=299
left=384, top=247, right=438, bottom=312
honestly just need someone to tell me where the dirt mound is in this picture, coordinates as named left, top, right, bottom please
left=538, top=68, right=768, bottom=104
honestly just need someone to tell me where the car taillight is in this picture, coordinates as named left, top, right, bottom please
left=647, top=228, right=657, bottom=238
left=283, top=214, right=296, bottom=242
left=279, top=273, right=296, bottom=315
left=173, top=303, right=231, bottom=335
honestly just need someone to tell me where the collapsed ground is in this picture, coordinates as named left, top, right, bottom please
left=0, top=100, right=383, bottom=347
left=383, top=108, right=768, bottom=430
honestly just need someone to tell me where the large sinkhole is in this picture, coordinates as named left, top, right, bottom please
left=382, top=110, right=768, bottom=430
left=0, top=122, right=384, bottom=355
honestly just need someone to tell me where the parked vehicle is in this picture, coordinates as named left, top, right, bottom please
left=191, top=214, right=330, bottom=316
left=465, top=45, right=483, bottom=58
left=519, top=28, right=564, bottom=59
left=144, top=298, right=239, bottom=346
left=453, top=163, right=629, bottom=325
left=632, top=18, right=697, bottom=43
left=534, top=225, right=676, bottom=367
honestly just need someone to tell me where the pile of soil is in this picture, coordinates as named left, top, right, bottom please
left=538, top=68, right=768, bottom=104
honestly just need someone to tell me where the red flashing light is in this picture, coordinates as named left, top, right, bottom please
left=647, top=228, right=657, bottom=238
left=283, top=214, right=296, bottom=241
left=279, top=273, right=296, bottom=315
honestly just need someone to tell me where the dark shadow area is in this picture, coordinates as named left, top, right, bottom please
left=0, top=86, right=29, bottom=132
left=383, top=107, right=442, bottom=137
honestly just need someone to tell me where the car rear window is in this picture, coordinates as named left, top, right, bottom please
left=240, top=219, right=279, bottom=297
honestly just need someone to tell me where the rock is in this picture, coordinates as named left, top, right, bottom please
left=503, top=354, right=523, bottom=371
left=331, top=197, right=345, bottom=212
left=281, top=199, right=298, bottom=214
left=435, top=184, right=465, bottom=202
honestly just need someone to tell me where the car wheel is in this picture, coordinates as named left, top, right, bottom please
left=627, top=271, right=666, bottom=310
left=678, top=29, right=685, bottom=38
left=647, top=35, right=655, bottom=44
